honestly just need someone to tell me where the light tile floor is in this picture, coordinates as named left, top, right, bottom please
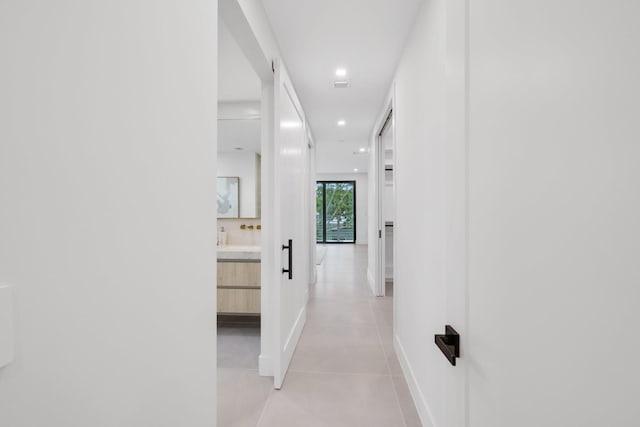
left=217, top=244, right=421, bottom=427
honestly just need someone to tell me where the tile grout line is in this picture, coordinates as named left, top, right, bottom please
left=368, top=292, right=409, bottom=427
left=255, top=386, right=275, bottom=427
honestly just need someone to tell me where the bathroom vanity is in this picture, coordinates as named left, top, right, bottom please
left=217, top=246, right=261, bottom=315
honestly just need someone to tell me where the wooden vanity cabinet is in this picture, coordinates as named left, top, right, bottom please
left=217, top=260, right=260, bottom=315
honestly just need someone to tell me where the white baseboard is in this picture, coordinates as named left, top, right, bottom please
left=258, top=354, right=273, bottom=377
left=394, top=336, right=437, bottom=427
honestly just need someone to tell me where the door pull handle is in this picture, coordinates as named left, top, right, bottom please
left=435, top=325, right=460, bottom=366
left=282, top=239, right=293, bottom=280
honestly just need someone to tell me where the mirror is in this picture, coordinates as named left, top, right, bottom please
left=217, top=115, right=261, bottom=218
left=217, top=176, right=240, bottom=218
left=218, top=17, right=262, bottom=219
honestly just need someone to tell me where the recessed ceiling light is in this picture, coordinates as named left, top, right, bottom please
left=353, top=168, right=359, bottom=172
left=359, top=147, right=366, bottom=152
left=333, top=80, right=350, bottom=88
left=336, top=68, right=347, bottom=77
left=337, top=120, right=346, bottom=127
left=234, top=147, right=244, bottom=151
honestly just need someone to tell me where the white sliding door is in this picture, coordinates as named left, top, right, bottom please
left=272, top=60, right=309, bottom=389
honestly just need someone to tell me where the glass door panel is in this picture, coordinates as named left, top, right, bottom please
left=316, top=181, right=356, bottom=243
left=316, top=182, right=324, bottom=242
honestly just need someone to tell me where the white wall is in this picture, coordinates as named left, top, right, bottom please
left=218, top=19, right=262, bottom=102
left=467, top=1, right=640, bottom=425
left=390, top=1, right=449, bottom=425
left=218, top=151, right=261, bottom=218
left=217, top=218, right=262, bottom=246
left=378, top=0, right=640, bottom=426
left=0, top=1, right=218, bottom=426
left=316, top=173, right=368, bottom=245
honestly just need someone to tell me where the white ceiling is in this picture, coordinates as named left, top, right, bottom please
left=262, top=0, right=423, bottom=173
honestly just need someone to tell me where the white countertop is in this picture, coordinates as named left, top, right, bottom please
left=217, top=245, right=261, bottom=261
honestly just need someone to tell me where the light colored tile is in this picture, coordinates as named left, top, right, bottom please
left=392, top=375, right=423, bottom=427
left=218, top=245, right=419, bottom=427
left=370, top=295, right=394, bottom=313
left=298, top=323, right=381, bottom=347
left=310, top=282, right=371, bottom=301
left=315, top=274, right=368, bottom=283
left=258, top=372, right=406, bottom=427
left=217, top=326, right=260, bottom=369
left=306, top=299, right=376, bottom=326
left=218, top=368, right=273, bottom=427
left=289, top=343, right=389, bottom=375
left=383, top=343, right=403, bottom=377
left=373, top=310, right=394, bottom=345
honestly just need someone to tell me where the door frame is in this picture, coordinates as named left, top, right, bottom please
left=374, top=104, right=395, bottom=297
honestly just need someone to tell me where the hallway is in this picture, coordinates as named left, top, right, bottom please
left=218, top=245, right=421, bottom=426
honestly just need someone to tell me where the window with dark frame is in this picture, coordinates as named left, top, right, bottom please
left=316, top=181, right=356, bottom=244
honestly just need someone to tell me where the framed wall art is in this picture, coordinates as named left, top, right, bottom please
left=217, top=177, right=239, bottom=218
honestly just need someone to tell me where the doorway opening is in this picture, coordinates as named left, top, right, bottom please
left=376, top=108, right=394, bottom=297
left=216, top=3, right=318, bottom=422
left=316, top=181, right=356, bottom=244
left=216, top=12, right=269, bottom=425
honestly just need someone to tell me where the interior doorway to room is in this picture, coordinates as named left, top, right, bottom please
left=216, top=12, right=266, bottom=416
left=316, top=181, right=356, bottom=244
left=218, top=1, right=314, bottom=396
left=377, top=109, right=394, bottom=296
